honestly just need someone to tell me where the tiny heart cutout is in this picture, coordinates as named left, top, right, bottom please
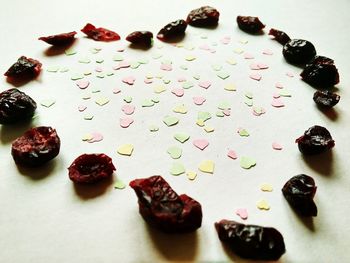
left=114, top=61, right=130, bottom=70
left=160, top=63, right=172, bottom=71
left=249, top=63, right=260, bottom=70
left=249, top=73, right=262, bottom=81
left=120, top=117, right=134, bottom=128
left=171, top=88, right=184, bottom=97
left=220, top=36, right=231, bottom=44
left=76, top=80, right=90, bottom=89
left=275, top=82, right=284, bottom=89
left=240, top=156, right=256, bottom=169
left=198, top=81, right=211, bottom=89
left=272, top=142, right=283, bottom=150
left=271, top=98, right=285, bottom=108
left=257, top=63, right=269, bottom=69
left=244, top=53, right=254, bottom=59
left=193, top=96, right=206, bottom=105
left=121, top=104, right=135, bottom=115
left=78, top=105, right=87, bottom=112
left=235, top=208, right=248, bottom=220
left=87, top=132, right=103, bottom=143
left=257, top=199, right=270, bottom=210
left=193, top=139, right=209, bottom=150
left=227, top=150, right=237, bottom=159
left=122, top=76, right=136, bottom=85
left=144, top=78, right=153, bottom=84
left=198, top=160, right=215, bottom=174
left=117, top=144, right=134, bottom=156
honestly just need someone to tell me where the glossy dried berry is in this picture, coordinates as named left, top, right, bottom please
left=296, top=125, right=335, bottom=155
left=186, top=6, right=220, bottom=27
left=81, top=23, right=120, bottom=42
left=38, top=31, right=77, bottom=46
left=269, top=28, right=291, bottom=45
left=4, top=56, right=42, bottom=79
left=12, top=126, right=60, bottom=167
left=0, top=89, right=37, bottom=124
left=283, top=39, right=316, bottom=65
left=68, top=154, right=115, bottom=184
left=215, top=219, right=286, bottom=260
left=126, top=31, right=153, bottom=46
left=313, top=90, right=340, bottom=107
left=157, top=19, right=187, bottom=41
left=282, top=174, right=317, bottom=217
left=129, top=175, right=202, bottom=233
left=236, top=16, right=265, bottom=34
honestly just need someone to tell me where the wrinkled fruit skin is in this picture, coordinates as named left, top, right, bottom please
left=269, top=28, right=291, bottom=45
left=157, top=19, right=187, bottom=41
left=4, top=56, right=42, bottom=79
left=282, top=174, right=317, bottom=217
left=301, top=56, right=340, bottom=88
left=186, top=6, right=220, bottom=27
left=0, top=89, right=37, bottom=124
left=38, top=31, right=77, bottom=46
left=236, top=16, right=265, bottom=34
left=215, top=219, right=286, bottom=260
left=126, top=31, right=153, bottom=46
left=313, top=90, right=340, bottom=108
left=129, top=175, right=202, bottom=233
left=283, top=39, right=316, bottom=65
left=296, top=125, right=335, bottom=155
left=12, top=126, right=60, bottom=167
left=68, top=153, right=115, bottom=184
left=81, top=23, right=120, bottom=41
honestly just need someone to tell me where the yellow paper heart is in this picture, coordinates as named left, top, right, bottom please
left=198, top=160, right=215, bottom=174
left=187, top=171, right=197, bottom=180
left=260, top=183, right=273, bottom=192
left=224, top=83, right=236, bottom=91
left=196, top=119, right=205, bottom=127
left=257, top=199, right=270, bottom=210
left=117, top=144, right=134, bottom=156
left=173, top=104, right=188, bottom=114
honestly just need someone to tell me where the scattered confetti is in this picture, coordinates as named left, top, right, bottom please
left=180, top=65, right=188, bottom=70
left=47, top=66, right=59, bottom=72
left=261, top=183, right=273, bottom=192
left=212, top=64, right=223, bottom=71
left=117, top=144, right=134, bottom=156
left=198, top=81, right=211, bottom=89
left=95, top=97, right=110, bottom=106
left=240, top=156, right=256, bottom=169
left=204, top=126, right=215, bottom=133
left=154, top=85, right=166, bottom=94
left=76, top=80, right=89, bottom=89
left=237, top=128, right=249, bottom=137
left=113, top=54, right=124, bottom=61
left=235, top=208, right=248, bottom=220
left=113, top=88, right=121, bottom=94
left=271, top=98, right=285, bottom=108
left=85, top=132, right=103, bottom=143
left=217, top=71, right=230, bottom=80
left=84, top=114, right=94, bottom=120
left=253, top=106, right=266, bottom=116
left=171, top=88, right=184, bottom=97
left=40, top=99, right=56, bottom=108
left=114, top=61, right=131, bottom=70
left=173, top=104, right=188, bottom=114
left=249, top=73, right=262, bottom=81
left=193, top=96, right=206, bottom=105
left=216, top=111, right=225, bottom=117
left=224, top=83, right=236, bottom=91
left=60, top=67, right=69, bottom=73
left=227, top=150, right=237, bottom=159
left=221, top=36, right=231, bottom=45
left=182, top=81, right=194, bottom=89
left=223, top=109, right=231, bottom=116
left=151, top=97, right=160, bottom=103
left=71, top=73, right=84, bottom=80
left=160, top=63, right=172, bottom=71
left=170, top=162, right=186, bottom=176
left=174, top=133, right=190, bottom=143
left=124, top=96, right=132, bottom=103
left=122, top=76, right=136, bottom=85
left=226, top=58, right=237, bottom=65
left=257, top=199, right=270, bottom=210
left=120, top=117, right=134, bottom=128
left=163, top=116, right=179, bottom=126
left=193, top=74, right=200, bottom=80
left=141, top=99, right=155, bottom=107
left=193, top=139, right=209, bottom=150
left=149, top=125, right=159, bottom=132
left=186, top=171, right=197, bottom=180
left=196, top=119, right=205, bottom=127
left=122, top=104, right=135, bottom=115
left=167, top=146, right=182, bottom=159
left=286, top=72, right=294, bottom=78
left=275, top=82, right=284, bottom=89
left=272, top=142, right=283, bottom=150
left=185, top=55, right=196, bottom=61
left=233, top=48, right=244, bottom=54
left=78, top=105, right=87, bottom=112
left=65, top=48, right=76, bottom=56
left=96, top=72, right=105, bottom=78
left=198, top=111, right=211, bottom=122
left=218, top=101, right=230, bottom=110
left=262, top=49, right=273, bottom=55
left=78, top=57, right=91, bottom=64
left=239, top=39, right=248, bottom=44
left=198, top=160, right=215, bottom=174
left=279, top=89, right=292, bottom=97
left=114, top=178, right=126, bottom=189
left=244, top=53, right=254, bottom=59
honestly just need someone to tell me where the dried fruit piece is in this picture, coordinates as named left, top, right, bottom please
left=11, top=126, right=60, bottom=167
left=129, top=175, right=202, bottom=233
left=295, top=125, right=335, bottom=155
left=0, top=89, right=37, bottom=124
left=313, top=90, right=340, bottom=107
left=236, top=16, right=265, bottom=34
left=268, top=28, right=291, bottom=45
left=126, top=31, right=153, bottom=46
left=186, top=6, right=220, bottom=27
left=68, top=154, right=115, bottom=183
left=283, top=39, right=316, bottom=65
left=81, top=23, right=120, bottom=41
left=38, top=31, right=77, bottom=46
left=157, top=19, right=187, bottom=41
left=282, top=174, right=317, bottom=216
left=215, top=219, right=286, bottom=260
left=4, top=56, right=42, bottom=79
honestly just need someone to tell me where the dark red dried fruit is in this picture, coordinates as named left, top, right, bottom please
left=126, top=31, right=153, bottom=46
left=186, top=6, right=220, bottom=27
left=4, top=56, right=42, bottom=79
left=313, top=90, right=340, bottom=108
left=282, top=174, right=317, bottom=217
left=129, top=175, right=202, bottom=233
left=236, top=16, right=265, bottom=34
left=215, top=219, right=286, bottom=260
left=269, top=28, right=291, bottom=45
left=68, top=154, right=115, bottom=184
left=0, top=89, right=37, bottom=124
left=81, top=23, right=120, bottom=42
left=11, top=126, right=60, bottom=167
left=157, top=20, right=187, bottom=41
left=296, top=125, right=335, bottom=155
left=38, top=31, right=77, bottom=46
left=283, top=39, right=316, bottom=65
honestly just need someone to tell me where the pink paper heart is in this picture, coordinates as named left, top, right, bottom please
left=257, top=63, right=269, bottom=69
left=193, top=139, right=209, bottom=150
left=177, top=77, right=186, bottom=82
left=95, top=67, right=103, bottom=72
left=275, top=82, right=284, bottom=89
left=198, top=81, right=211, bottom=89
left=122, top=76, right=136, bottom=85
left=286, top=72, right=294, bottom=78
left=113, top=88, right=121, bottom=94
left=223, top=109, right=231, bottom=116
left=244, top=53, right=254, bottom=59
left=121, top=104, right=135, bottom=115
left=171, top=88, right=184, bottom=97
left=160, top=63, right=172, bottom=71
left=235, top=208, right=248, bottom=220
left=113, top=61, right=130, bottom=70
left=262, top=49, right=273, bottom=55
left=120, top=117, right=134, bottom=128
left=249, top=63, right=260, bottom=70
left=271, top=98, right=285, bottom=108
left=78, top=105, right=87, bottom=112
left=144, top=78, right=153, bottom=84
left=76, top=80, right=90, bottom=89
left=272, top=142, right=283, bottom=150
left=227, top=150, right=237, bottom=159
left=220, top=36, right=231, bottom=44
left=193, top=96, right=206, bottom=105
left=273, top=92, right=281, bottom=99
left=249, top=73, right=262, bottom=81
left=88, top=132, right=103, bottom=143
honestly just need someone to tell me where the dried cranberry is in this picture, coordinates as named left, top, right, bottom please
left=81, top=23, right=120, bottom=42
left=38, top=31, right=77, bottom=46
left=0, top=89, right=37, bottom=124
left=129, top=175, right=202, bottom=233
left=282, top=174, right=317, bottom=217
left=236, top=16, right=265, bottom=34
left=283, top=39, right=316, bottom=65
left=4, top=56, right=42, bottom=79
left=68, top=154, right=115, bottom=184
left=215, top=219, right=286, bottom=260
left=157, top=20, right=187, bottom=41
left=11, top=126, right=60, bottom=167
left=269, top=28, right=291, bottom=45
left=296, top=125, right=335, bottom=155
left=313, top=90, right=340, bottom=108
left=126, top=31, right=153, bottom=46
left=186, top=6, right=220, bottom=27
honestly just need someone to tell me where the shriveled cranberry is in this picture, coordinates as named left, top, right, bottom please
left=11, top=126, right=60, bottom=167
left=126, top=31, right=153, bottom=46
left=68, top=154, right=115, bottom=184
left=236, top=16, right=265, bottom=34
left=296, top=125, right=335, bottom=155
left=283, top=39, right=316, bottom=65
left=313, top=90, right=340, bottom=107
left=282, top=174, right=317, bottom=217
left=81, top=23, right=120, bottom=42
left=38, top=31, right=77, bottom=46
left=215, top=219, right=286, bottom=260
left=0, top=89, right=37, bottom=124
left=186, top=6, right=220, bottom=27
left=129, top=175, right=202, bottom=233
left=269, top=28, right=291, bottom=45
left=157, top=19, right=187, bottom=41
left=4, top=56, right=42, bottom=79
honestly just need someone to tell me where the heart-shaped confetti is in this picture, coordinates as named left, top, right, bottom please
left=226, top=58, right=237, bottom=65
left=224, top=83, right=236, bottom=91
left=198, top=111, right=211, bottom=122
left=78, top=105, right=87, bottom=112
left=182, top=81, right=194, bottom=89
left=122, top=76, right=136, bottom=85
left=76, top=80, right=90, bottom=89
left=117, top=144, right=134, bottom=156
left=193, top=96, right=206, bottom=105
left=173, top=104, right=187, bottom=114
left=237, top=128, right=249, bottom=137
left=196, top=119, right=205, bottom=127
left=170, top=162, right=185, bottom=176
left=40, top=99, right=56, bottom=108
left=223, top=109, right=231, bottom=116
left=174, top=133, right=190, bottom=143
left=144, top=78, right=153, bottom=84
left=217, top=71, right=230, bottom=80
left=235, top=208, right=248, bottom=220
left=71, top=73, right=84, bottom=80
left=275, top=82, right=284, bottom=89
left=154, top=85, right=166, bottom=94
left=87, top=132, right=103, bottom=143
left=286, top=72, right=294, bottom=78
left=271, top=98, right=285, bottom=108
left=198, top=81, right=211, bottom=89
left=227, top=150, right=237, bottom=159
left=163, top=116, right=179, bottom=127
left=244, top=53, right=254, bottom=59
left=124, top=96, right=132, bottom=103
left=220, top=36, right=231, bottom=44
left=114, top=61, right=131, bottom=70
left=185, top=55, right=196, bottom=61
left=142, top=99, right=155, bottom=107
left=249, top=73, right=262, bottom=81
left=167, top=146, right=182, bottom=159
left=114, top=179, right=126, bottom=189
left=272, top=142, right=283, bottom=150
left=171, top=88, right=184, bottom=97
left=204, top=126, right=214, bottom=133
left=84, top=114, right=94, bottom=120
left=240, top=156, right=256, bottom=169
left=113, top=88, right=121, bottom=94
left=257, top=199, right=270, bottom=210
left=260, top=183, right=273, bottom=192
left=160, top=63, right=172, bottom=71
left=186, top=171, right=197, bottom=180
left=198, top=160, right=215, bottom=174
left=120, top=117, right=134, bottom=128
left=216, top=111, right=224, bottom=117
left=122, top=104, right=135, bottom=115
left=193, top=139, right=209, bottom=150
left=262, top=49, right=273, bottom=55
left=95, top=97, right=109, bottom=106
